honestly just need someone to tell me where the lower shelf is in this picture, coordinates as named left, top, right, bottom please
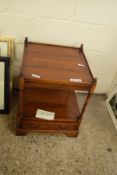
left=17, top=88, right=81, bottom=137
left=22, top=88, right=80, bottom=122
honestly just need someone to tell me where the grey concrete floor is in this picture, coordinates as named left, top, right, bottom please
left=0, top=93, right=117, bottom=175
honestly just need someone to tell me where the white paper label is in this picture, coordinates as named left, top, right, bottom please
left=35, top=109, right=55, bottom=120
left=70, top=78, right=82, bottom=83
left=32, top=74, right=40, bottom=78
left=78, top=64, right=84, bottom=67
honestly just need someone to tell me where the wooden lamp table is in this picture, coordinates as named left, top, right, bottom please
left=16, top=38, right=96, bottom=137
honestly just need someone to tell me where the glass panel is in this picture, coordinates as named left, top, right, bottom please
left=0, top=62, right=5, bottom=109
left=109, top=94, right=117, bottom=120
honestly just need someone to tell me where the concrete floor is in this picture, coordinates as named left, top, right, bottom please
left=0, top=93, right=117, bottom=175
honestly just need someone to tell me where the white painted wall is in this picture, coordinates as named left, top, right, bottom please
left=0, top=0, right=117, bottom=93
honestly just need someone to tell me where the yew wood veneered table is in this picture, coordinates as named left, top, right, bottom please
left=16, top=37, right=96, bottom=137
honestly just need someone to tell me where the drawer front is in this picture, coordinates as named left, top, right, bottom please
left=22, top=122, right=79, bottom=131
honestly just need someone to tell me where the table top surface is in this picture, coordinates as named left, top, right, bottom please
left=22, top=42, right=94, bottom=86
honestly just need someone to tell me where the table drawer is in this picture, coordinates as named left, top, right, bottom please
left=21, top=122, right=79, bottom=131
